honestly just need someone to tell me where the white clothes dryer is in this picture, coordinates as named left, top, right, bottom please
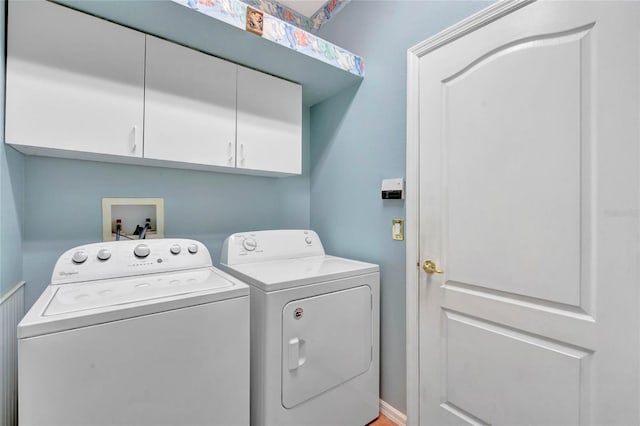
left=220, top=230, right=380, bottom=426
left=18, top=239, right=249, bottom=426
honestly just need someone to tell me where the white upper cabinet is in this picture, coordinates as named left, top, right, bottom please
left=6, top=0, right=145, bottom=158
left=144, top=36, right=237, bottom=168
left=237, top=67, right=302, bottom=175
left=5, top=0, right=302, bottom=176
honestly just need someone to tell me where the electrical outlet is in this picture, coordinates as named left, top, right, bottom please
left=392, top=219, right=404, bottom=241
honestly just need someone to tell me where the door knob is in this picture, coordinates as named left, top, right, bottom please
left=423, top=260, right=443, bottom=274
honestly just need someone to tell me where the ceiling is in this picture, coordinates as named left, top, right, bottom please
left=277, top=0, right=327, bottom=17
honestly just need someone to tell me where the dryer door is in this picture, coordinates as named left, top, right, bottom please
left=281, top=285, right=372, bottom=408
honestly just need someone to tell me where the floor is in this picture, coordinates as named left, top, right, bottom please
left=368, top=413, right=397, bottom=426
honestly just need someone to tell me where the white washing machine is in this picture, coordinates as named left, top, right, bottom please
left=220, top=230, right=380, bottom=426
left=18, top=238, right=250, bottom=426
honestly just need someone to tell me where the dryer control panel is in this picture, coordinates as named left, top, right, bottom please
left=221, top=230, right=325, bottom=266
left=51, top=239, right=212, bottom=285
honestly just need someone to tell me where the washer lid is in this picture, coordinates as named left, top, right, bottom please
left=18, top=267, right=248, bottom=339
left=220, top=255, right=379, bottom=292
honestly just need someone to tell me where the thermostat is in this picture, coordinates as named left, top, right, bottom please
left=381, top=178, right=405, bottom=200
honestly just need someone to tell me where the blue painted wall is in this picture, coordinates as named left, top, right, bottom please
left=0, top=0, right=25, bottom=297
left=0, top=0, right=495, bottom=416
left=22, top=108, right=310, bottom=308
left=311, top=0, right=491, bottom=413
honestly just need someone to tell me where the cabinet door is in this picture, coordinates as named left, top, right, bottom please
left=144, top=36, right=237, bottom=167
left=237, top=67, right=302, bottom=175
left=6, top=0, right=145, bottom=158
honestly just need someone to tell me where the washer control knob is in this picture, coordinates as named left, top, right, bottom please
left=72, top=250, right=88, bottom=264
left=97, top=248, right=112, bottom=261
left=305, top=236, right=312, bottom=245
left=170, top=244, right=181, bottom=255
left=187, top=244, right=198, bottom=254
left=242, top=238, right=257, bottom=251
left=134, top=244, right=151, bottom=258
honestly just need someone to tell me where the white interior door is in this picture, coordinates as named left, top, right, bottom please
left=411, top=1, right=640, bottom=424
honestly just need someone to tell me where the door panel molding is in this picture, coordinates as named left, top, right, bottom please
left=440, top=402, right=489, bottom=426
left=441, top=310, right=591, bottom=425
left=442, top=280, right=594, bottom=320
left=441, top=24, right=594, bottom=85
left=440, top=28, right=586, bottom=308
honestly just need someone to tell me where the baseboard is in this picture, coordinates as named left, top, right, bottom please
left=380, top=399, right=407, bottom=426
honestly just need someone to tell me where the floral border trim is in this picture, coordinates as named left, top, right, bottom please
left=240, top=0, right=314, bottom=31
left=309, top=0, right=351, bottom=31
left=172, top=0, right=365, bottom=77
left=180, top=0, right=246, bottom=27
left=238, top=0, right=350, bottom=32
left=262, top=13, right=364, bottom=76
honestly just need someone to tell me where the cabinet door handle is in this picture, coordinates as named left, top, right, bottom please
left=228, top=142, right=233, bottom=164
left=240, top=143, right=245, bottom=165
left=131, top=125, right=138, bottom=152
